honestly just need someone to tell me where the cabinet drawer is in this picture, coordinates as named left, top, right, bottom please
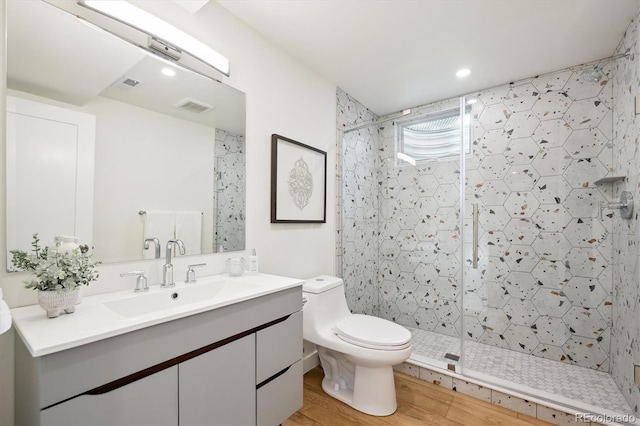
left=179, top=334, right=255, bottom=426
left=41, top=366, right=178, bottom=426
left=256, top=360, right=303, bottom=426
left=256, top=310, right=302, bottom=383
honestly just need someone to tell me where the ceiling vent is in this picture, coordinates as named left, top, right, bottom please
left=175, top=98, right=213, bottom=114
left=114, top=77, right=142, bottom=89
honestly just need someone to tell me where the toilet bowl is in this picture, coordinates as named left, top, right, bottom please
left=302, top=275, right=412, bottom=416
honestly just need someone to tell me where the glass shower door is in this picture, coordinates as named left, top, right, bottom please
left=340, top=91, right=466, bottom=373
left=460, top=91, right=524, bottom=375
left=375, top=99, right=467, bottom=371
left=459, top=73, right=623, bottom=415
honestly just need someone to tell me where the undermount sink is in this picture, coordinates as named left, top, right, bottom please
left=104, top=277, right=262, bottom=319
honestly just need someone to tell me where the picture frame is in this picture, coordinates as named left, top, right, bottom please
left=271, top=134, right=327, bottom=223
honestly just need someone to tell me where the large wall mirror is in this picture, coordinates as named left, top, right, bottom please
left=6, top=0, right=246, bottom=268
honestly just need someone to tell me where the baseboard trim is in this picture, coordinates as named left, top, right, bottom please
left=303, top=350, right=319, bottom=374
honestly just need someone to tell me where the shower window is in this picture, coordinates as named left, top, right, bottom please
left=395, top=105, right=471, bottom=163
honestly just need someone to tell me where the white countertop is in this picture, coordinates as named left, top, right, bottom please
left=11, top=273, right=303, bottom=357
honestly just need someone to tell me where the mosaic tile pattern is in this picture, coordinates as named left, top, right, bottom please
left=371, top=64, right=614, bottom=371
left=336, top=23, right=637, bottom=411
left=214, top=129, right=245, bottom=252
left=409, top=327, right=633, bottom=416
left=337, top=89, right=379, bottom=316
left=492, top=390, right=537, bottom=417
left=610, top=9, right=640, bottom=417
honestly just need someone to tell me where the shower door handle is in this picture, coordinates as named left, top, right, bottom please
left=472, top=204, right=479, bottom=269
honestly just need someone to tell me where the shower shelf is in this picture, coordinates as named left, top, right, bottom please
left=594, top=175, right=626, bottom=185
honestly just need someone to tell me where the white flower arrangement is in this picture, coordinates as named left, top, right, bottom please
left=10, top=234, right=100, bottom=291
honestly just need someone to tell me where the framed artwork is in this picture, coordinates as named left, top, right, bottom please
left=271, top=134, right=327, bottom=223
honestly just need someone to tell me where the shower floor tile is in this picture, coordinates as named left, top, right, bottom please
left=407, top=327, right=633, bottom=415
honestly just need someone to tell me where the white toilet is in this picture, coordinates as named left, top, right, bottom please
left=302, top=275, right=412, bottom=416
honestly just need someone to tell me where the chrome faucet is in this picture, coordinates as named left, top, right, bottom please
left=185, top=263, right=206, bottom=284
left=144, top=237, right=160, bottom=258
left=162, top=239, right=185, bottom=287
left=120, top=270, right=148, bottom=292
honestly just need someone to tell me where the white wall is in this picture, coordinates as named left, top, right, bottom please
left=88, top=97, right=215, bottom=262
left=128, top=0, right=337, bottom=281
left=0, top=1, right=336, bottom=424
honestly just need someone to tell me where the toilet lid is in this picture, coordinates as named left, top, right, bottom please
left=334, top=315, right=412, bottom=349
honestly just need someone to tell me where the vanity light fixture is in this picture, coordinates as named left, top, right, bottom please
left=456, top=68, right=471, bottom=78
left=466, top=98, right=477, bottom=105
left=79, top=0, right=230, bottom=76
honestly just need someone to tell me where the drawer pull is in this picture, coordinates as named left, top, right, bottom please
left=256, top=365, right=291, bottom=390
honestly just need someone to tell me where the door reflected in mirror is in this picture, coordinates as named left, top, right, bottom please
left=6, top=0, right=246, bottom=268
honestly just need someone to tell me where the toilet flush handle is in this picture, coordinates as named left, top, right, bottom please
left=302, top=296, right=308, bottom=306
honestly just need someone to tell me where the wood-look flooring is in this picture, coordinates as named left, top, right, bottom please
left=284, top=367, right=553, bottom=426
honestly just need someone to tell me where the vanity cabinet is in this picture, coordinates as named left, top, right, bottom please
left=15, top=286, right=302, bottom=426
left=256, top=311, right=304, bottom=425
left=40, top=367, right=179, bottom=425
left=179, top=335, right=255, bottom=426
left=258, top=361, right=303, bottom=425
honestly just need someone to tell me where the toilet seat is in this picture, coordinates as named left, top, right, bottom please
left=334, top=314, right=412, bottom=351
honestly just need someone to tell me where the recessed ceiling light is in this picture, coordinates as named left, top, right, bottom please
left=456, top=68, right=471, bottom=78
left=162, top=67, right=176, bottom=77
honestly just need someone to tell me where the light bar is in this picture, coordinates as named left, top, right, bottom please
left=80, top=0, right=229, bottom=76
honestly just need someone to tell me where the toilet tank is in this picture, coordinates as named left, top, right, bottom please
left=302, top=276, right=351, bottom=341
left=303, top=275, right=344, bottom=294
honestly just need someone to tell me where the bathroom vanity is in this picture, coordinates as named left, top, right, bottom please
left=12, top=273, right=303, bottom=426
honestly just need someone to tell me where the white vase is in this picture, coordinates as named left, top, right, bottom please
left=37, top=289, right=79, bottom=318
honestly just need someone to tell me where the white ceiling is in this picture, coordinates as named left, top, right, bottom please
left=217, top=0, right=640, bottom=116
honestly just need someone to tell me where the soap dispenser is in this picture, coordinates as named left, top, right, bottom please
left=248, top=249, right=259, bottom=273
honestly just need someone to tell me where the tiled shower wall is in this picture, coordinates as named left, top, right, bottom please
left=611, top=10, right=640, bottom=415
left=336, top=89, right=380, bottom=316
left=338, top=61, right=617, bottom=372
left=214, top=129, right=245, bottom=252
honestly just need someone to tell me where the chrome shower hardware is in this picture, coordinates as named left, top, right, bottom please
left=600, top=191, right=634, bottom=220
